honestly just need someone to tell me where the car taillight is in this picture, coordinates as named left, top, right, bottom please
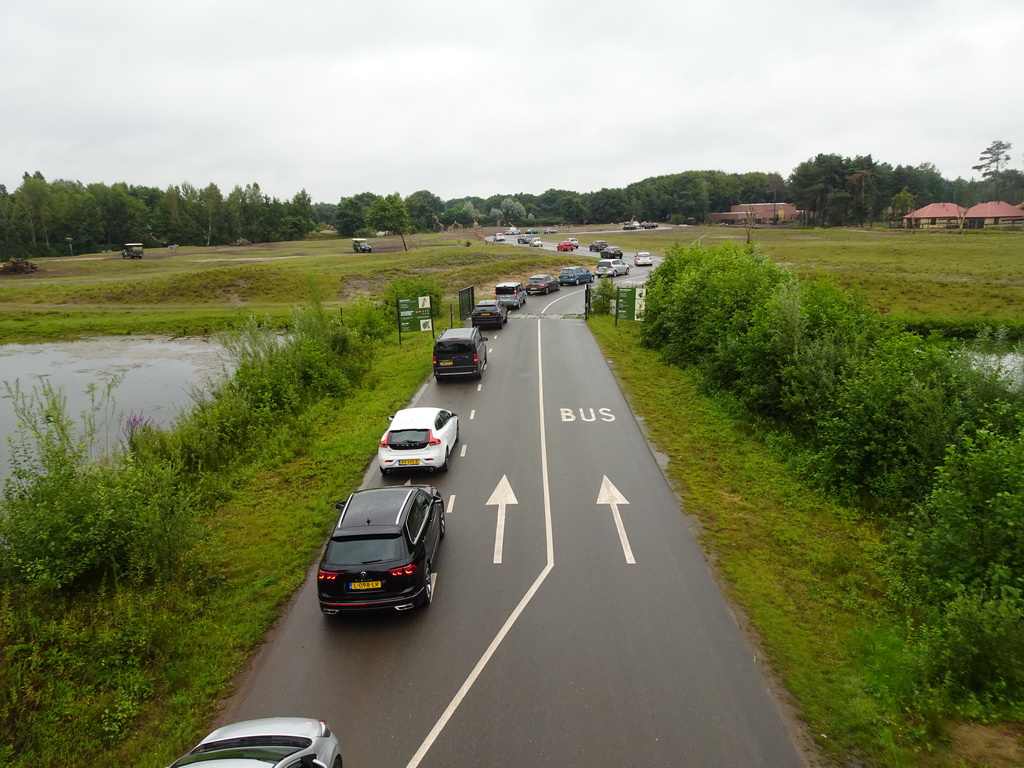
left=380, top=433, right=389, bottom=447
left=432, top=355, right=437, bottom=365
left=473, top=353, right=479, bottom=364
left=318, top=570, right=338, bottom=581
left=427, top=431, right=441, bottom=446
left=389, top=564, right=418, bottom=577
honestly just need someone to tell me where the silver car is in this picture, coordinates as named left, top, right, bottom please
left=167, top=717, right=342, bottom=768
left=596, top=258, right=630, bottom=277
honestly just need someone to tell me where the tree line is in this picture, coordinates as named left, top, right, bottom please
left=1, top=141, right=1019, bottom=259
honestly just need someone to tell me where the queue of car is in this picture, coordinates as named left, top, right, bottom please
left=167, top=230, right=661, bottom=767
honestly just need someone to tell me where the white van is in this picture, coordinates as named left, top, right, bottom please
left=505, top=227, right=520, bottom=235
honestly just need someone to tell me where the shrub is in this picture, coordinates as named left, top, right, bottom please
left=901, top=423, right=1024, bottom=604
left=590, top=279, right=616, bottom=315
left=380, top=277, right=443, bottom=323
left=921, top=590, right=1024, bottom=711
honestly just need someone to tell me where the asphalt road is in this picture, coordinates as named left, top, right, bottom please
left=216, top=277, right=808, bottom=768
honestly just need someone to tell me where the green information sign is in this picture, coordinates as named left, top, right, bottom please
left=398, top=296, right=433, bottom=333
left=615, top=286, right=647, bottom=321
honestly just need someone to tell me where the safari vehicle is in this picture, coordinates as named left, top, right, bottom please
left=352, top=238, right=372, bottom=253
left=121, top=243, right=143, bottom=259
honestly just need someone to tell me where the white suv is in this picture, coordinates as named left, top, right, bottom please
left=378, top=407, right=460, bottom=474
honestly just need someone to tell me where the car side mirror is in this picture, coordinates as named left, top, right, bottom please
left=335, top=500, right=347, bottom=511
left=481, top=336, right=489, bottom=341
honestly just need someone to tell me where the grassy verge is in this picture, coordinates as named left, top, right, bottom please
left=588, top=315, right=1022, bottom=767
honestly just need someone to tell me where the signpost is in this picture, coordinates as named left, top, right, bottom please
left=397, top=296, right=433, bottom=344
left=615, top=286, right=646, bottom=322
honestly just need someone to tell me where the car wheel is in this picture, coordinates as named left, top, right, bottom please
left=440, top=509, right=446, bottom=539
left=333, top=757, right=342, bottom=768
left=423, top=562, right=433, bottom=606
left=379, top=465, right=387, bottom=475
left=574, top=277, right=580, bottom=285
left=441, top=450, right=450, bottom=472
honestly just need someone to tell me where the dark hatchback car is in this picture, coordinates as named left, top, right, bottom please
left=470, top=299, right=508, bottom=329
left=524, top=274, right=560, bottom=295
left=589, top=240, right=609, bottom=251
left=600, top=246, right=624, bottom=258
left=317, top=485, right=445, bottom=614
left=433, top=327, right=488, bottom=380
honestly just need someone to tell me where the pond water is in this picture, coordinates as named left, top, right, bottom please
left=0, top=336, right=227, bottom=480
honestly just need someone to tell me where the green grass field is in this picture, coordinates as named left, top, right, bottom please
left=2, top=226, right=1021, bottom=342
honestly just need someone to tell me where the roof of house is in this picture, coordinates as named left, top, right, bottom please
left=965, top=201, right=1024, bottom=218
left=904, top=203, right=965, bottom=219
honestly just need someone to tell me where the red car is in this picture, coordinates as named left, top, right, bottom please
left=557, top=241, right=575, bottom=252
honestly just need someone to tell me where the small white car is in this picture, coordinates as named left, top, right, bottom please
left=567, top=238, right=579, bottom=247
left=378, top=407, right=460, bottom=474
left=493, top=232, right=506, bottom=242
left=634, top=251, right=653, bottom=266
left=167, top=717, right=342, bottom=768
left=530, top=237, right=543, bottom=247
left=596, top=258, right=630, bottom=277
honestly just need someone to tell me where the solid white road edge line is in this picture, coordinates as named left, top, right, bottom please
left=405, top=319, right=555, bottom=768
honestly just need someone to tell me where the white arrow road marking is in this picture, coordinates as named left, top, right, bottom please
left=597, top=476, right=635, bottom=564
left=487, top=475, right=518, bottom=564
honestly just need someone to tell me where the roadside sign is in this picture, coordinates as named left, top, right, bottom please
left=398, top=296, right=433, bottom=333
left=616, top=286, right=646, bottom=321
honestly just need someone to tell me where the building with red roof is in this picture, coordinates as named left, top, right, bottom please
left=707, top=202, right=799, bottom=224
left=903, top=203, right=966, bottom=229
left=964, top=201, right=1024, bottom=229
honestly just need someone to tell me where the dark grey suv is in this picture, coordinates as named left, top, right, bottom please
left=433, top=327, right=488, bottom=380
left=317, top=485, right=445, bottom=613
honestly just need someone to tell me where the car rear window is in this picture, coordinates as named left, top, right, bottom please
left=435, top=340, right=475, bottom=354
left=386, top=428, right=430, bottom=447
left=324, top=535, right=405, bottom=566
left=495, top=285, right=519, bottom=295
left=559, top=269, right=576, bottom=276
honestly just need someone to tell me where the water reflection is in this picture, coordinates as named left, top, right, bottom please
left=0, top=336, right=227, bottom=480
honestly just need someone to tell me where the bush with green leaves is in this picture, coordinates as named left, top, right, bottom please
left=638, top=238, right=1024, bottom=719
left=640, top=240, right=789, bottom=371
left=0, top=381, right=200, bottom=593
left=901, top=423, right=1024, bottom=604
left=590, top=279, right=617, bottom=315
left=379, top=277, right=443, bottom=324
left=919, top=590, right=1024, bottom=714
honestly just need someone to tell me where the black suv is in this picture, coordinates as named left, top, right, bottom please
left=317, top=485, right=445, bottom=613
left=433, top=327, right=488, bottom=380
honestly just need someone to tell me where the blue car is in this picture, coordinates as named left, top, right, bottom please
left=558, top=266, right=595, bottom=285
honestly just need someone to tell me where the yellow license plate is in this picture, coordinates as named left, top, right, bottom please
left=399, top=459, right=420, bottom=465
left=350, top=581, right=382, bottom=590
left=440, top=361, right=453, bottom=365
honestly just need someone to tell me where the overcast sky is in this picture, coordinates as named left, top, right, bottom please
left=2, top=0, right=1021, bottom=205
